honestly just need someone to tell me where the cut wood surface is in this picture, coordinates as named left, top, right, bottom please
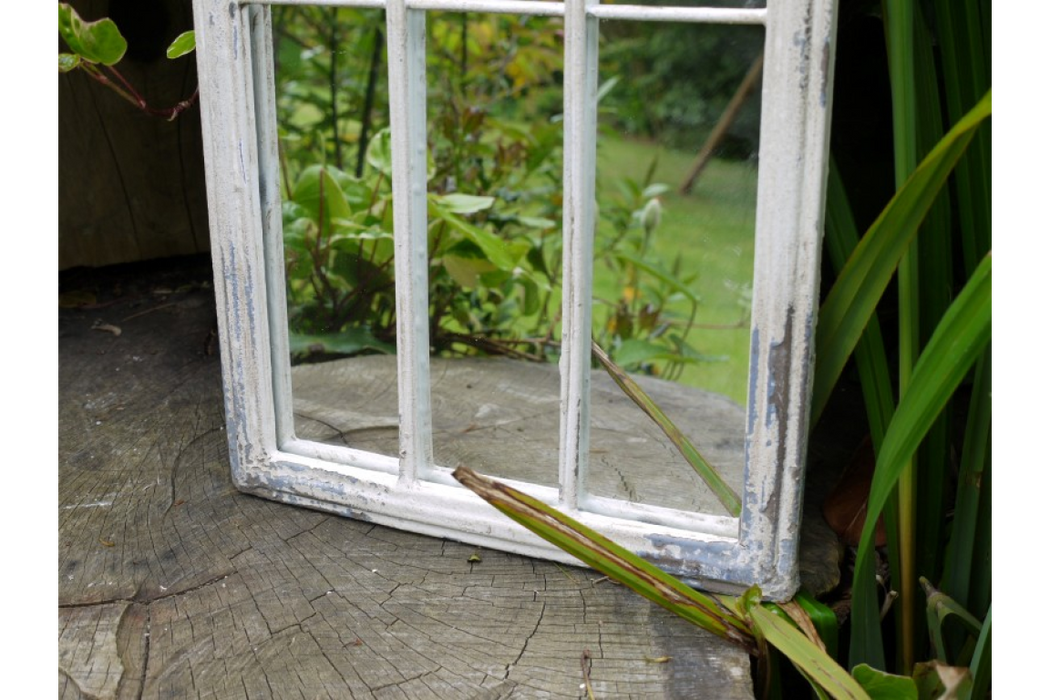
left=59, top=259, right=761, bottom=699
left=291, top=356, right=747, bottom=514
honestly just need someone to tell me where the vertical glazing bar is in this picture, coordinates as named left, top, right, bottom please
left=387, top=1, right=435, bottom=483
left=248, top=6, right=296, bottom=447
left=559, top=0, right=599, bottom=510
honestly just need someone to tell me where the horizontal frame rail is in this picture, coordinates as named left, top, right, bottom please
left=242, top=0, right=766, bottom=24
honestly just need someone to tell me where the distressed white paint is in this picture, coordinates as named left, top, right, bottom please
left=386, top=0, right=435, bottom=484
left=193, top=0, right=840, bottom=601
left=588, top=5, right=765, bottom=24
left=558, top=0, right=599, bottom=512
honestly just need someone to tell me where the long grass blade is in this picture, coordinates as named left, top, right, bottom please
left=967, top=455, right=992, bottom=626
left=591, top=341, right=742, bottom=516
left=849, top=253, right=991, bottom=670
left=452, top=466, right=757, bottom=654
left=920, top=577, right=982, bottom=666
left=969, top=606, right=991, bottom=700
left=933, top=0, right=991, bottom=273
left=749, top=605, right=871, bottom=700
left=821, top=157, right=895, bottom=448
left=941, top=348, right=990, bottom=612
left=809, top=91, right=990, bottom=424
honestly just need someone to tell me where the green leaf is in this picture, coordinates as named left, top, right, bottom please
left=920, top=577, right=982, bottom=665
left=592, top=342, right=741, bottom=516
left=912, top=661, right=972, bottom=700
left=851, top=664, right=918, bottom=700
left=443, top=254, right=497, bottom=289
left=516, top=216, right=556, bottom=230
left=613, top=251, right=699, bottom=305
left=292, top=165, right=353, bottom=226
left=166, top=30, right=196, bottom=59
left=435, top=210, right=517, bottom=271
left=849, top=253, right=991, bottom=670
left=288, top=329, right=394, bottom=358
left=613, top=339, right=669, bottom=368
left=452, top=466, right=757, bottom=655
left=748, top=606, right=871, bottom=699
left=515, top=276, right=541, bottom=316
left=968, top=607, right=990, bottom=700
left=941, top=349, right=990, bottom=612
left=434, top=193, right=496, bottom=214
left=792, top=590, right=839, bottom=661
left=596, top=76, right=620, bottom=104
left=366, top=127, right=437, bottom=180
left=822, top=157, right=894, bottom=451
left=58, top=3, right=127, bottom=66
left=811, top=91, right=991, bottom=423
left=365, top=128, right=393, bottom=177
left=59, top=53, right=81, bottom=73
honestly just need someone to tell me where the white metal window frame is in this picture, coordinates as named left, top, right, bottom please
left=192, top=0, right=838, bottom=600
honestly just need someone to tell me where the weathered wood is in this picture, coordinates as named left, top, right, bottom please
left=59, top=602, right=148, bottom=699
left=59, top=0, right=209, bottom=270
left=59, top=259, right=757, bottom=699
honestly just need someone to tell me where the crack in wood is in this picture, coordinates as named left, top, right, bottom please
left=138, top=605, right=152, bottom=700
left=503, top=601, right=546, bottom=681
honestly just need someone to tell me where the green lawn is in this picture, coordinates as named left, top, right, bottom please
left=592, top=135, right=757, bottom=405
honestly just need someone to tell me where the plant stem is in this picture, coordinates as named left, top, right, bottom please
left=328, top=8, right=342, bottom=170
left=885, top=0, right=919, bottom=672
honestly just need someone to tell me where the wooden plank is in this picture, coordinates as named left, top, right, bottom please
left=58, top=0, right=209, bottom=270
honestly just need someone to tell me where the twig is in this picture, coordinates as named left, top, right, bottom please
left=122, top=302, right=178, bottom=322
left=580, top=650, right=596, bottom=700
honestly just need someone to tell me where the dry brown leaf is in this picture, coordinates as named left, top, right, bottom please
left=91, top=320, right=122, bottom=337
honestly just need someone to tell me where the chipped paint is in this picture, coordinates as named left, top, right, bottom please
left=195, top=0, right=838, bottom=600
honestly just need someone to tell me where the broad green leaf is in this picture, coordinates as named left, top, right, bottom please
left=292, top=165, right=353, bottom=226
left=434, top=193, right=496, bottom=214
left=515, top=276, right=541, bottom=316
left=58, top=3, right=127, bottom=66
left=516, top=216, right=556, bottom=230
left=849, top=253, right=991, bottom=670
left=851, top=664, right=918, bottom=700
left=592, top=342, right=741, bottom=516
left=435, top=210, right=517, bottom=271
left=287, top=102, right=327, bottom=130
left=288, top=329, right=394, bottom=358
left=366, top=128, right=434, bottom=180
left=365, top=128, right=393, bottom=176
left=748, top=605, right=870, bottom=700
left=166, top=30, right=196, bottom=59
left=59, top=53, right=81, bottom=72
left=452, top=466, right=757, bottom=655
left=613, top=339, right=669, bottom=368
left=444, top=255, right=497, bottom=289
left=811, top=91, right=991, bottom=422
